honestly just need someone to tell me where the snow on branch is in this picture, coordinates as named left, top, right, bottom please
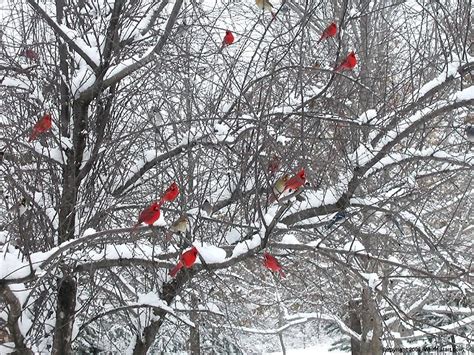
left=371, top=60, right=474, bottom=147
left=78, top=291, right=195, bottom=335
left=392, top=315, right=474, bottom=340
left=230, top=312, right=361, bottom=342
left=25, top=0, right=99, bottom=71
left=80, top=0, right=184, bottom=99
left=422, top=305, right=473, bottom=315
left=112, top=133, right=212, bottom=197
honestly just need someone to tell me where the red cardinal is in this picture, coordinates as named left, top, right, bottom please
left=263, top=252, right=285, bottom=278
left=219, top=30, right=234, bottom=52
left=28, top=113, right=52, bottom=142
left=21, top=48, right=39, bottom=61
left=134, top=201, right=162, bottom=228
left=335, top=51, right=357, bottom=72
left=317, top=22, right=337, bottom=44
left=169, top=246, right=199, bottom=277
left=283, top=168, right=306, bottom=194
left=160, top=182, right=179, bottom=203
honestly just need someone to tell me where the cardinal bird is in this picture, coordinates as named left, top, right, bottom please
left=269, top=174, right=290, bottom=203
left=317, top=22, right=337, bottom=44
left=219, top=30, right=234, bottom=52
left=268, top=155, right=280, bottom=175
left=169, top=246, right=199, bottom=277
left=335, top=51, right=357, bottom=72
left=165, top=215, right=189, bottom=240
left=134, top=201, right=162, bottom=228
left=21, top=48, right=39, bottom=61
left=28, top=113, right=52, bottom=142
left=263, top=252, right=285, bottom=278
left=283, top=168, right=306, bottom=194
left=325, top=211, right=347, bottom=229
left=256, top=0, right=276, bottom=18
left=160, top=182, right=179, bottom=203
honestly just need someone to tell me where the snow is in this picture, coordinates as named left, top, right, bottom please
left=1, top=77, right=30, bottom=90
left=0, top=251, right=32, bottom=279
left=348, top=8, right=359, bottom=17
left=58, top=24, right=100, bottom=66
left=104, top=46, right=155, bottom=80
left=125, top=149, right=161, bottom=180
left=360, top=272, right=381, bottom=290
left=225, top=228, right=242, bottom=244
left=0, top=231, right=8, bottom=244
left=231, top=233, right=262, bottom=258
left=174, top=301, right=224, bottom=316
left=135, top=292, right=195, bottom=327
left=416, top=59, right=461, bottom=99
left=214, top=122, right=231, bottom=141
left=422, top=305, right=473, bottom=315
left=86, top=243, right=161, bottom=262
left=71, top=65, right=96, bottom=97
left=45, top=207, right=58, bottom=229
left=453, top=85, right=474, bottom=102
left=280, top=234, right=300, bottom=244
left=290, top=189, right=342, bottom=222
left=0, top=343, right=15, bottom=354
left=392, top=315, right=474, bottom=340
left=82, top=228, right=96, bottom=237
left=276, top=135, right=291, bottom=145
left=343, top=240, right=365, bottom=253
left=194, top=243, right=226, bottom=263
left=265, top=340, right=349, bottom=355
left=358, top=109, right=377, bottom=124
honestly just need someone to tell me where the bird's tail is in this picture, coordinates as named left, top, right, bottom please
left=218, top=43, right=225, bottom=54
left=131, top=223, right=141, bottom=236
left=165, top=230, right=173, bottom=241
left=169, top=261, right=183, bottom=278
left=279, top=269, right=286, bottom=278
left=325, top=220, right=335, bottom=230
left=268, top=192, right=278, bottom=204
left=28, top=130, right=38, bottom=142
left=334, top=64, right=342, bottom=72
left=271, top=10, right=276, bottom=19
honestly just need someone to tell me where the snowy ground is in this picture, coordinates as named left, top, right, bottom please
left=264, top=339, right=349, bottom=355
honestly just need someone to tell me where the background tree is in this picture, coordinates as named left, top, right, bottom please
left=1, top=0, right=473, bottom=354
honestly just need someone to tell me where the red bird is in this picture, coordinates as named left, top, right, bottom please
left=263, top=252, right=285, bottom=278
left=335, top=51, right=357, bottom=72
left=28, top=113, right=52, bottom=142
left=219, top=30, right=234, bottom=52
left=21, top=48, right=39, bottom=61
left=317, top=22, right=337, bottom=44
left=169, top=246, right=199, bottom=277
left=134, top=201, right=162, bottom=228
left=283, top=168, right=306, bottom=194
left=160, top=182, right=179, bottom=203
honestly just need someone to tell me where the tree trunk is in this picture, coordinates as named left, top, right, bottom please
left=52, top=274, right=77, bottom=355
left=361, top=287, right=382, bottom=355
left=189, top=295, right=200, bottom=355
left=348, top=300, right=362, bottom=355
left=132, top=273, right=192, bottom=354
